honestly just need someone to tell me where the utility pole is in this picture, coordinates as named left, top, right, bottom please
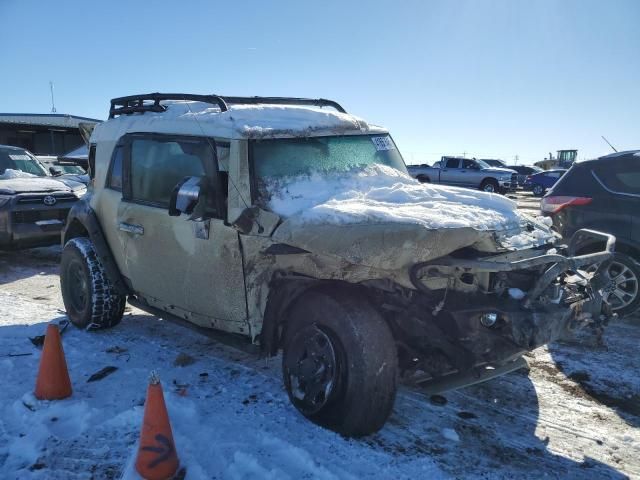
left=49, top=81, right=57, bottom=113
left=514, top=155, right=519, bottom=165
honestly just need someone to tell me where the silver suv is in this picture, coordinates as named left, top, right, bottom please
left=60, top=93, right=615, bottom=436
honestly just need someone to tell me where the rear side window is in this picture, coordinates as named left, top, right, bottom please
left=88, top=144, right=96, bottom=179
left=445, top=158, right=459, bottom=168
left=108, top=146, right=123, bottom=190
left=129, top=137, right=208, bottom=207
left=593, top=160, right=640, bottom=195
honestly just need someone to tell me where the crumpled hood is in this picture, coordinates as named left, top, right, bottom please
left=273, top=221, right=498, bottom=270
left=267, top=165, right=555, bottom=270
left=0, top=177, right=76, bottom=195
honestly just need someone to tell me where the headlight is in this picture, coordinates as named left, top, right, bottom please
left=73, top=187, right=88, bottom=197
left=0, top=195, right=12, bottom=207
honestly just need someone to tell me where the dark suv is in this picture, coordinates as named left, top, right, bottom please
left=541, top=150, right=640, bottom=316
left=0, top=145, right=87, bottom=249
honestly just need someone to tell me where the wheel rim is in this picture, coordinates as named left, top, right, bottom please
left=600, top=260, right=639, bottom=311
left=67, top=259, right=89, bottom=313
left=533, top=185, right=543, bottom=195
left=284, top=325, right=340, bottom=415
left=483, top=183, right=496, bottom=193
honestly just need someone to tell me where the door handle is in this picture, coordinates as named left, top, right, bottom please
left=118, top=222, right=144, bottom=235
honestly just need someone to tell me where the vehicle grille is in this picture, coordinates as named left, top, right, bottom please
left=17, top=194, right=78, bottom=204
left=511, top=173, right=518, bottom=186
left=12, top=209, right=70, bottom=224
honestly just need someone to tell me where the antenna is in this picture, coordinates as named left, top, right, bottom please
left=601, top=136, right=617, bottom=153
left=49, top=81, right=57, bottom=113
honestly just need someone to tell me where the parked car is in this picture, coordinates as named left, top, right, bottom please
left=542, top=150, right=640, bottom=316
left=407, top=156, right=517, bottom=193
left=508, top=165, right=543, bottom=187
left=524, top=169, right=567, bottom=196
left=0, top=144, right=87, bottom=249
left=481, top=158, right=508, bottom=168
left=37, top=155, right=89, bottom=186
left=60, top=93, right=613, bottom=436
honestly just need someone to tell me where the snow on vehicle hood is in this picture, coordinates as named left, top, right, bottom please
left=0, top=169, right=84, bottom=195
left=267, top=165, right=555, bottom=270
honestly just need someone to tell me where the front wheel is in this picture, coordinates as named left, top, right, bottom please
left=480, top=179, right=499, bottom=193
left=282, top=290, right=398, bottom=437
left=60, top=237, right=126, bottom=329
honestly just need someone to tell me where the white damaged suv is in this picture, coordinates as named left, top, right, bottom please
left=60, top=93, right=615, bottom=436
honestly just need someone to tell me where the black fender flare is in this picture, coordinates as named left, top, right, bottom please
left=260, top=275, right=366, bottom=356
left=63, top=199, right=131, bottom=296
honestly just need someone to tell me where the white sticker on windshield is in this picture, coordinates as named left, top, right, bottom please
left=8, top=154, right=30, bottom=161
left=371, top=136, right=395, bottom=151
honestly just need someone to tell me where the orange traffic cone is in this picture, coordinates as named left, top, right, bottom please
left=135, top=372, right=179, bottom=480
left=34, top=324, right=72, bottom=400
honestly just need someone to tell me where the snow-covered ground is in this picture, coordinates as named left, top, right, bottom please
left=1, top=232, right=639, bottom=479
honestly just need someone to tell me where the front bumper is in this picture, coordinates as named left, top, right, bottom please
left=0, top=194, right=77, bottom=249
left=406, top=229, right=615, bottom=385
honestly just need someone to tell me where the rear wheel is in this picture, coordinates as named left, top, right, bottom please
left=282, top=290, right=398, bottom=436
left=480, top=179, right=499, bottom=193
left=60, top=237, right=126, bottom=329
left=532, top=184, right=545, bottom=196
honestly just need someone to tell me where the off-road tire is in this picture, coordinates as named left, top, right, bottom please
left=480, top=179, right=499, bottom=193
left=416, top=175, right=430, bottom=183
left=282, top=290, right=398, bottom=437
left=532, top=184, right=545, bottom=196
left=60, top=237, right=126, bottom=329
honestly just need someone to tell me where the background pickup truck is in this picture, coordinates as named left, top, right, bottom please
left=407, top=156, right=518, bottom=193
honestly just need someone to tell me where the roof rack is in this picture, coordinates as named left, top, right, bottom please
left=109, top=93, right=229, bottom=118
left=219, top=96, right=346, bottom=113
left=109, top=93, right=347, bottom=118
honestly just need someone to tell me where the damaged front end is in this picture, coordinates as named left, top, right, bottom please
left=372, top=229, right=616, bottom=392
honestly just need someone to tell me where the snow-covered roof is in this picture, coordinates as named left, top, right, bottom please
left=92, top=101, right=387, bottom=142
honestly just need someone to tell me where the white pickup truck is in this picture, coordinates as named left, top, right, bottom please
left=407, top=156, right=518, bottom=193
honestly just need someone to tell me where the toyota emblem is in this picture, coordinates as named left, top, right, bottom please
left=43, top=195, right=57, bottom=206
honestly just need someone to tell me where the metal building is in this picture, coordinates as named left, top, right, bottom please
left=0, top=113, right=100, bottom=156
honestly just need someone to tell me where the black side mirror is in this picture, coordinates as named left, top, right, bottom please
left=50, top=166, right=63, bottom=176
left=169, top=176, right=202, bottom=217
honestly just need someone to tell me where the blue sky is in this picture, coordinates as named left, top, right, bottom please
left=1, top=0, right=638, bottom=164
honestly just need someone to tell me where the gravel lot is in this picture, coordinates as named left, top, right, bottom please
left=0, top=191, right=638, bottom=479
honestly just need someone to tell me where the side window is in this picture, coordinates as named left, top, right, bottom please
left=129, top=137, right=207, bottom=208
left=462, top=159, right=476, bottom=169
left=88, top=144, right=96, bottom=179
left=445, top=158, right=459, bottom=169
left=108, top=146, right=123, bottom=190
left=593, top=161, right=640, bottom=195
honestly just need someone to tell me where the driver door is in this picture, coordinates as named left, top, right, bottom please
left=118, top=134, right=248, bottom=332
